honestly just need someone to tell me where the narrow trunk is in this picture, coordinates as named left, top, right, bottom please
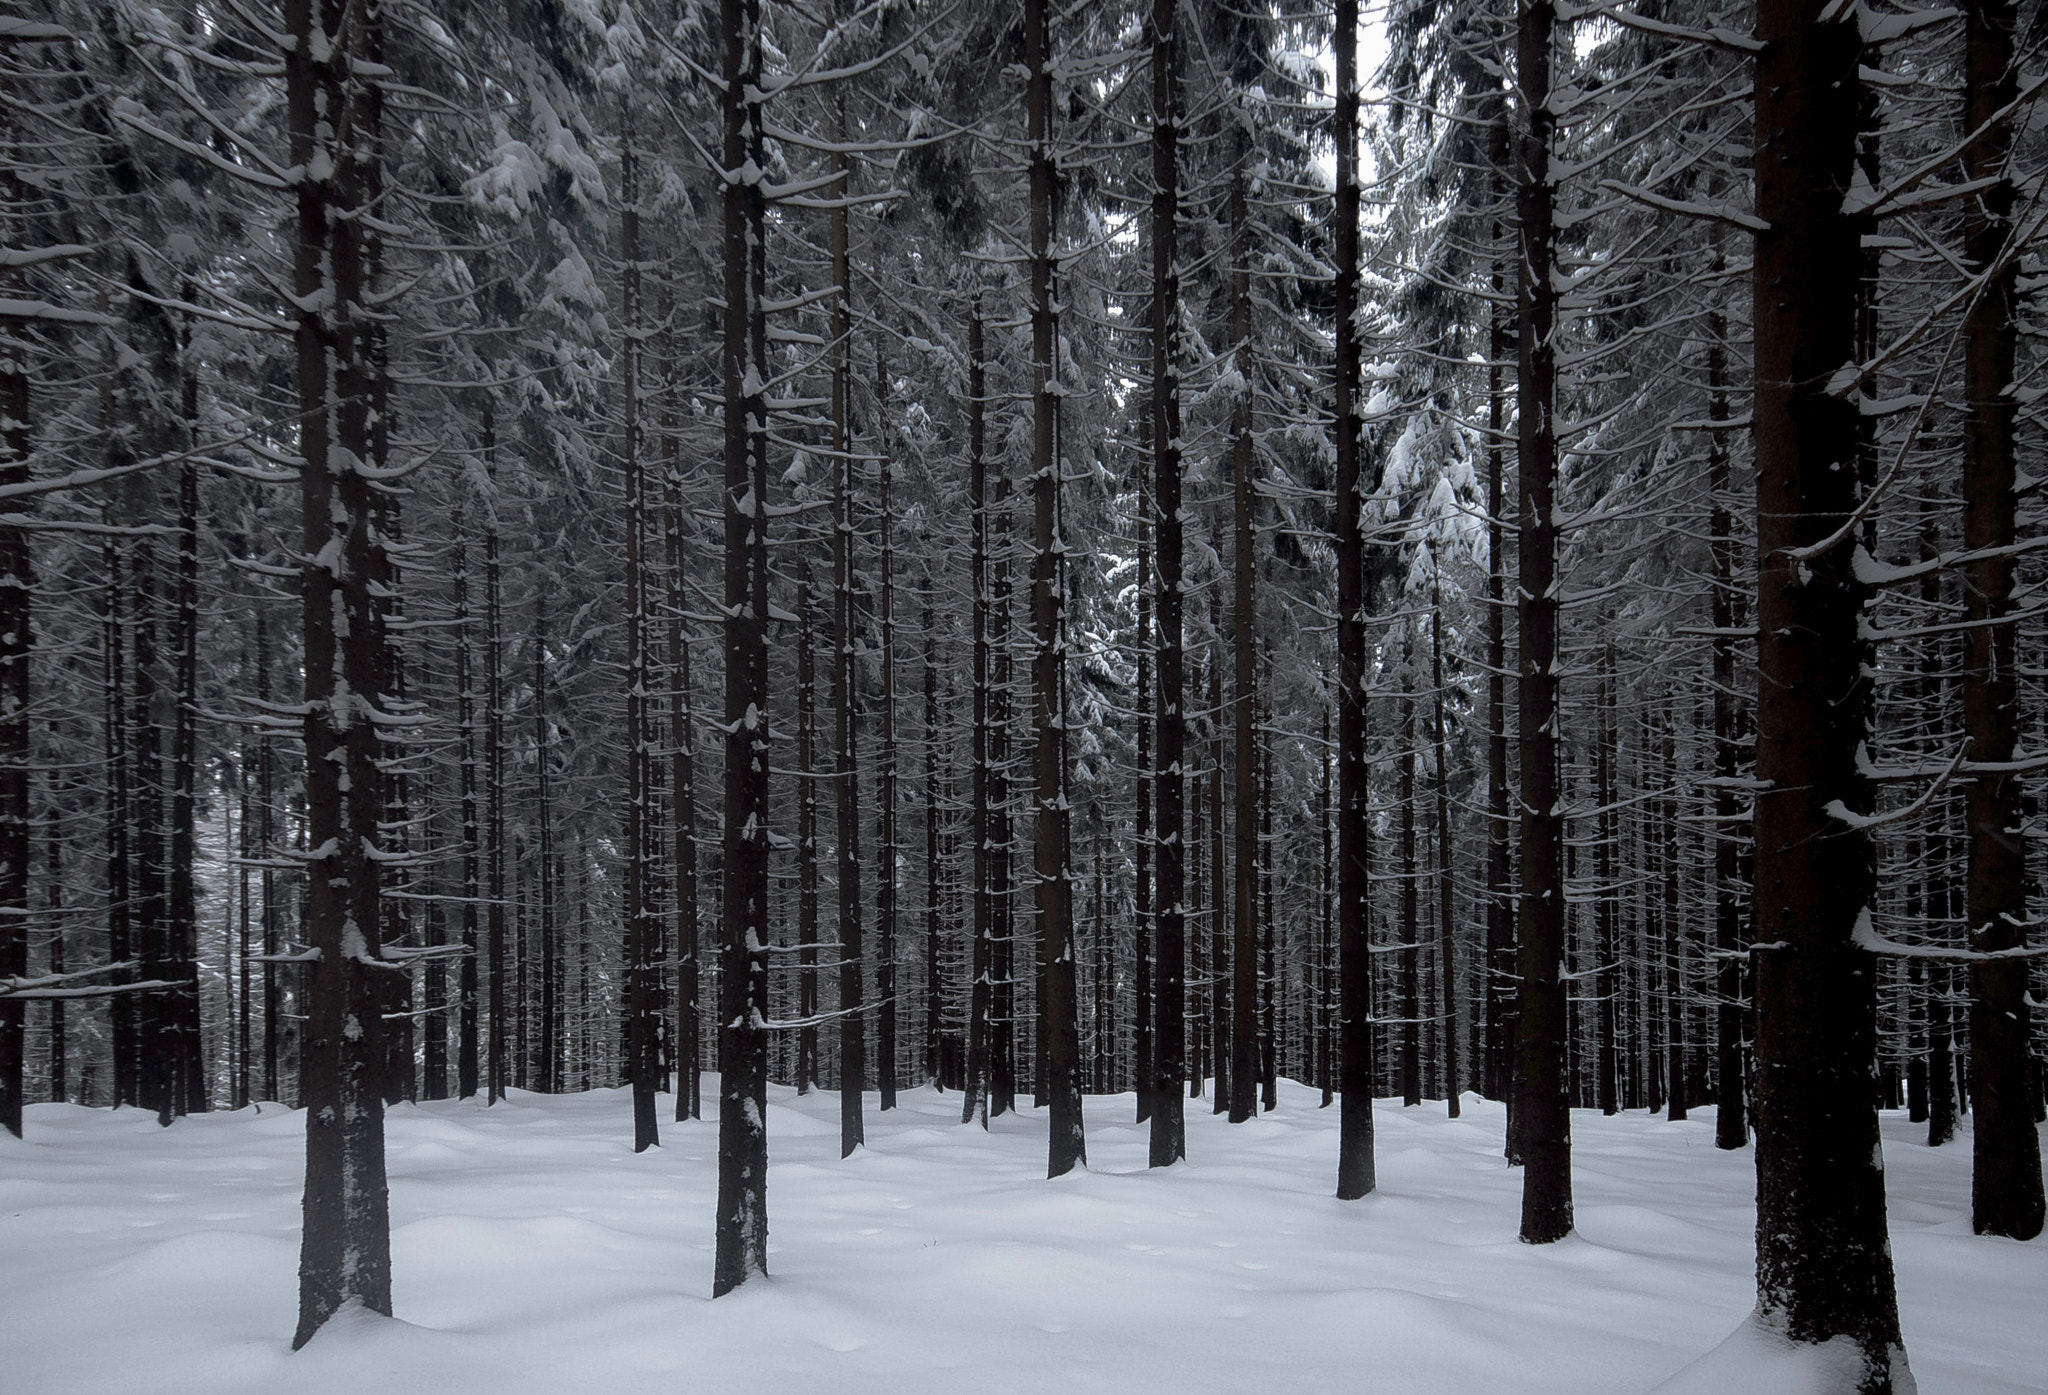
left=621, top=110, right=660, bottom=1154
left=712, top=0, right=772, bottom=1295
left=1432, top=591, right=1459, bottom=1116
left=876, top=343, right=898, bottom=1113
left=1332, top=0, right=1375, bottom=1198
left=1028, top=0, right=1084, bottom=1175
left=963, top=297, right=993, bottom=1129
left=1959, top=0, right=2043, bottom=1242
left=831, top=99, right=865, bottom=1158
left=1706, top=222, right=1747, bottom=1149
left=1134, top=409, right=1155, bottom=1124
left=1227, top=159, right=1259, bottom=1127
left=798, top=556, right=821, bottom=1096
left=1147, top=0, right=1188, bottom=1168
left=665, top=345, right=701, bottom=1122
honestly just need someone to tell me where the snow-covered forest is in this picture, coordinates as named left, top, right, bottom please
left=0, top=0, right=2044, bottom=1391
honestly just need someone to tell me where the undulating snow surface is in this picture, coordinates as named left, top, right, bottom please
left=3, top=1082, right=2041, bottom=1394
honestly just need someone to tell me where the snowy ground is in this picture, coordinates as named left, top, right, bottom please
left=3, top=1081, right=2041, bottom=1395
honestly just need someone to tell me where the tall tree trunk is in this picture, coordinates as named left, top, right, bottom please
left=1663, top=703, right=1687, bottom=1121
left=1227, top=159, right=1259, bottom=1127
left=289, top=0, right=393, bottom=1346
left=1400, top=658, right=1421, bottom=1108
left=1706, top=219, right=1747, bottom=1149
left=0, top=230, right=25, bottom=1143
left=713, top=0, right=772, bottom=1294
left=1749, top=0, right=1911, bottom=1384
left=922, top=600, right=942, bottom=1087
left=1319, top=700, right=1334, bottom=1107
left=963, top=296, right=994, bottom=1129
left=1959, top=0, right=2043, bottom=1242
left=1484, top=110, right=1516, bottom=1128
left=454, top=471, right=480, bottom=1101
left=485, top=424, right=507, bottom=1105
left=1147, top=0, right=1187, bottom=1168
left=1432, top=589, right=1459, bottom=1117
left=134, top=543, right=168, bottom=1120
left=532, top=601, right=555, bottom=1098
left=1333, top=0, right=1374, bottom=1199
left=1028, top=0, right=1084, bottom=1176
left=1135, top=409, right=1155, bottom=1124
left=877, top=343, right=898, bottom=1113
left=798, top=554, right=821, bottom=1097
left=1208, top=621, right=1227, bottom=1116
left=665, top=335, right=701, bottom=1122
left=1595, top=645, right=1618, bottom=1117
left=167, top=364, right=202, bottom=1119
left=1513, top=0, right=1571, bottom=1244
left=257, top=603, right=280, bottom=1104
left=831, top=96, right=865, bottom=1158
left=621, top=110, right=661, bottom=1154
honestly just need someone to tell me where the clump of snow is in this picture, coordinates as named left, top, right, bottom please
left=1, top=1084, right=2038, bottom=1394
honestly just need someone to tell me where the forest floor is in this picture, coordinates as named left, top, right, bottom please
left=2, top=1079, right=2041, bottom=1395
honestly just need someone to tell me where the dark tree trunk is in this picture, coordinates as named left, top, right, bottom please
left=922, top=601, right=943, bottom=1087
left=1134, top=412, right=1154, bottom=1124
left=1147, top=0, right=1188, bottom=1169
left=1209, top=619, right=1227, bottom=1117
left=1595, top=647, right=1618, bottom=1117
left=712, top=0, right=772, bottom=1294
left=1514, top=0, right=1571, bottom=1244
left=1333, top=0, right=1375, bottom=1200
left=1432, top=594, right=1459, bottom=1117
left=1749, top=0, right=1912, bottom=1384
left=831, top=107, right=865, bottom=1158
left=665, top=346, right=701, bottom=1122
left=621, top=111, right=660, bottom=1155
left=0, top=246, right=24, bottom=1142
left=963, top=296, right=994, bottom=1129
left=1663, top=707, right=1687, bottom=1122
left=798, top=556, right=821, bottom=1097
left=1400, top=662, right=1421, bottom=1109
left=1483, top=114, right=1516, bottom=1123
left=1228, top=159, right=1258, bottom=1128
left=1027, top=0, right=1084, bottom=1176
left=1706, top=220, right=1748, bottom=1149
left=485, top=423, right=507, bottom=1106
left=1959, top=0, right=2044, bottom=1243
left=289, top=0, right=393, bottom=1346
left=877, top=344, right=899, bottom=1113
left=455, top=462, right=480, bottom=1102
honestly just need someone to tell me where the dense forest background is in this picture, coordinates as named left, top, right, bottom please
left=0, top=0, right=2042, bottom=1383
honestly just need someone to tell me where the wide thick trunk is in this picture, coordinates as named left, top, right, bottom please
left=289, top=0, right=393, bottom=1348
left=1750, top=1, right=1911, bottom=1385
